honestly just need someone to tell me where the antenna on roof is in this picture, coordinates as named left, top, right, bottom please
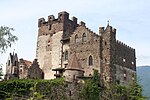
left=13, top=49, right=15, bottom=55
left=107, top=20, right=109, bottom=26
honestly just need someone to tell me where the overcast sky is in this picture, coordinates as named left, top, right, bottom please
left=0, top=0, right=150, bottom=73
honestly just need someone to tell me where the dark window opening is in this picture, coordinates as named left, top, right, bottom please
left=20, top=69, right=22, bottom=74
left=73, top=75, right=76, bottom=80
left=89, top=55, right=93, bottom=66
left=82, top=33, right=86, bottom=42
left=69, top=91, right=72, bottom=97
left=105, top=59, right=107, bottom=63
left=105, top=41, right=107, bottom=45
left=48, top=40, right=51, bottom=46
left=64, top=51, right=68, bottom=60
left=75, top=34, right=78, bottom=44
left=14, top=61, right=17, bottom=66
left=105, top=76, right=107, bottom=80
left=65, top=64, right=68, bottom=68
left=116, top=80, right=120, bottom=84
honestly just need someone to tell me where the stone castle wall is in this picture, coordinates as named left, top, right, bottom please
left=36, top=11, right=136, bottom=85
left=70, top=25, right=101, bottom=77
left=115, top=40, right=136, bottom=70
left=36, top=11, right=78, bottom=79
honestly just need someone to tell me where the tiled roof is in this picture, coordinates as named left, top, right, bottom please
left=66, top=52, right=84, bottom=71
left=23, top=60, right=32, bottom=68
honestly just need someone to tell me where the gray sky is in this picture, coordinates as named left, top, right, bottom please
left=0, top=0, right=150, bottom=73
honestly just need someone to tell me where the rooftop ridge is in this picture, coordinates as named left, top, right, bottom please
left=66, top=52, right=83, bottom=71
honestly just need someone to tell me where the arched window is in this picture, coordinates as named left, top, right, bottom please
left=82, top=33, right=86, bottom=42
left=64, top=50, right=68, bottom=60
left=88, top=55, right=93, bottom=66
left=75, top=34, right=78, bottom=44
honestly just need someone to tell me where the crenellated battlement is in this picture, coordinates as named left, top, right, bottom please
left=85, top=26, right=97, bottom=36
left=48, top=15, right=55, bottom=22
left=38, top=11, right=78, bottom=28
left=36, top=11, right=136, bottom=85
left=99, top=26, right=116, bottom=33
left=116, top=40, right=135, bottom=51
left=38, top=18, right=46, bottom=27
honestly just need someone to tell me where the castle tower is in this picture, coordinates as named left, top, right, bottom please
left=36, top=11, right=136, bottom=86
left=5, top=52, right=19, bottom=80
left=63, top=52, right=84, bottom=82
left=36, top=11, right=78, bottom=79
left=100, top=23, right=116, bottom=84
left=100, top=23, right=136, bottom=85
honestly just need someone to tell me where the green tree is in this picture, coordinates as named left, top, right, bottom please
left=128, top=80, right=146, bottom=100
left=92, top=69, right=100, bottom=85
left=0, top=26, right=18, bottom=53
left=79, top=70, right=100, bottom=100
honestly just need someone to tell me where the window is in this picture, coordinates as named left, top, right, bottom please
left=20, top=69, right=22, bottom=74
left=82, top=33, right=86, bottom=42
left=105, top=59, right=107, bottom=63
left=131, top=61, right=134, bottom=65
left=75, top=34, right=78, bottom=44
left=14, top=61, right=17, bottom=66
left=64, top=50, right=68, bottom=60
left=105, top=41, right=107, bottom=45
left=88, top=55, right=93, bottom=66
left=123, top=58, right=126, bottom=62
left=123, top=70, right=127, bottom=80
left=47, top=40, right=51, bottom=46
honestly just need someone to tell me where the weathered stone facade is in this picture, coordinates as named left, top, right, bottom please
left=5, top=54, right=43, bottom=80
left=5, top=53, right=19, bottom=80
left=28, top=59, right=44, bottom=79
left=36, top=11, right=136, bottom=85
left=19, top=59, right=32, bottom=79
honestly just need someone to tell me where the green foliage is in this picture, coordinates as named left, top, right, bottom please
left=0, top=72, right=145, bottom=100
left=0, top=79, right=34, bottom=99
left=102, top=80, right=146, bottom=100
left=128, top=80, right=146, bottom=100
left=92, top=69, right=99, bottom=85
left=112, top=84, right=128, bottom=100
left=79, top=80, right=100, bottom=100
left=0, top=78, right=66, bottom=100
left=79, top=69, right=100, bottom=100
left=0, top=26, right=18, bottom=53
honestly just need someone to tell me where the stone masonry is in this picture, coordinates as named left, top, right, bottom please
left=36, top=11, right=136, bottom=85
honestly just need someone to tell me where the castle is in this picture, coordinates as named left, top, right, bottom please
left=5, top=53, right=43, bottom=80
left=5, top=11, right=136, bottom=85
left=36, top=11, right=136, bottom=85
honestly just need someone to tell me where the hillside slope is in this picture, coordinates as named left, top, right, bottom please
left=137, top=66, right=150, bottom=97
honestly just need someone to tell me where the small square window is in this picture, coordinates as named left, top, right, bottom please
left=123, top=58, right=126, bottom=62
